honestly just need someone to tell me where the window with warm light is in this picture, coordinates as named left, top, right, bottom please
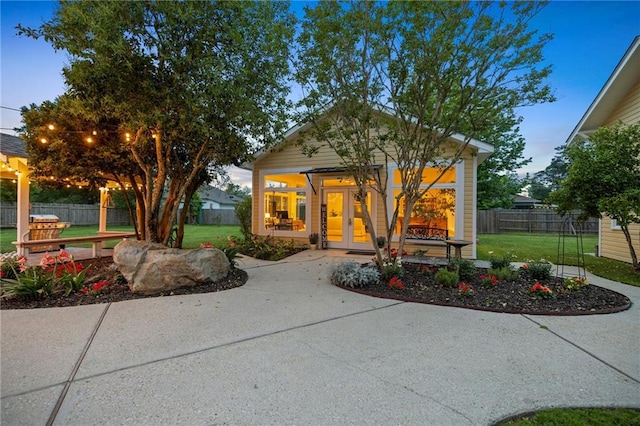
left=391, top=166, right=459, bottom=238
left=263, top=173, right=308, bottom=233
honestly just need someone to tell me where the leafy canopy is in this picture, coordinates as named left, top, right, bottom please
left=18, top=1, right=294, bottom=244
left=550, top=122, right=640, bottom=271
left=295, top=0, right=554, bottom=260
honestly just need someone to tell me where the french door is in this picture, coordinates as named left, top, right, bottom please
left=323, top=188, right=373, bottom=249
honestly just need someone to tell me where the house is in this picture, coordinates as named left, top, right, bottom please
left=198, top=186, right=243, bottom=210
left=513, top=195, right=541, bottom=209
left=566, top=36, right=640, bottom=263
left=244, top=117, right=493, bottom=258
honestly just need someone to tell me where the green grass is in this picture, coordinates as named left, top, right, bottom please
left=0, top=225, right=242, bottom=253
left=478, top=233, right=640, bottom=287
left=499, top=407, right=640, bottom=425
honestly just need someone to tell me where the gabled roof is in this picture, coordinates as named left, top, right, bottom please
left=244, top=109, right=494, bottom=169
left=198, top=185, right=243, bottom=205
left=0, top=133, right=28, bottom=159
left=566, top=36, right=640, bottom=145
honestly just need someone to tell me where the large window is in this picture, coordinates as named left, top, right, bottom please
left=391, top=165, right=460, bottom=238
left=263, top=173, right=308, bottom=233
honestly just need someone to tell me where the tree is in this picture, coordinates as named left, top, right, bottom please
left=295, top=0, right=554, bottom=263
left=549, top=122, right=640, bottom=272
left=225, top=183, right=251, bottom=200
left=477, top=113, right=531, bottom=209
left=18, top=1, right=294, bottom=246
left=529, top=144, right=569, bottom=202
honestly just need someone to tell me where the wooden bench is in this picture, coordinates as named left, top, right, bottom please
left=403, top=226, right=449, bottom=256
left=13, top=232, right=137, bottom=257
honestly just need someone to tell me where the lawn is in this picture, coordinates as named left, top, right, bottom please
left=0, top=225, right=242, bottom=253
left=478, top=233, right=640, bottom=287
left=498, top=407, right=640, bottom=425
left=3, top=227, right=637, bottom=286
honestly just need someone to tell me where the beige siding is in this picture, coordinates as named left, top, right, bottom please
left=604, top=78, right=640, bottom=126
left=600, top=217, right=640, bottom=264
left=599, top=76, right=640, bottom=264
left=252, top=133, right=481, bottom=258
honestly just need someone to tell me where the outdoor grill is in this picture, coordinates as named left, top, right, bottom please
left=28, top=214, right=71, bottom=252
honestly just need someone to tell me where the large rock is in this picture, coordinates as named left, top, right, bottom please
left=113, top=240, right=230, bottom=295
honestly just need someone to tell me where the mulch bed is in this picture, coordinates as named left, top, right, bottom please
left=0, top=257, right=248, bottom=310
left=337, top=263, right=632, bottom=315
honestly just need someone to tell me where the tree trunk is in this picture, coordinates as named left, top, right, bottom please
left=621, top=224, right=640, bottom=272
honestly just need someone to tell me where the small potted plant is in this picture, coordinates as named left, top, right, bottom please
left=376, top=236, right=386, bottom=248
left=308, top=232, right=319, bottom=249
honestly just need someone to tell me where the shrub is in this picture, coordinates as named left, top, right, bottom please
left=488, top=266, right=519, bottom=281
left=234, top=197, right=252, bottom=240
left=448, top=258, right=477, bottom=282
left=221, top=246, right=240, bottom=268
left=330, top=261, right=380, bottom=288
left=489, top=251, right=515, bottom=269
left=435, top=268, right=459, bottom=287
left=564, top=276, right=589, bottom=291
left=525, top=259, right=553, bottom=280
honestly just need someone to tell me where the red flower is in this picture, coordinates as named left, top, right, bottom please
left=40, top=253, right=56, bottom=268
left=57, top=249, right=71, bottom=262
left=92, top=280, right=110, bottom=292
left=521, top=264, right=529, bottom=270
left=389, top=276, right=405, bottom=290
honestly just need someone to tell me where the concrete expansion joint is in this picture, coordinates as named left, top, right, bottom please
left=521, top=314, right=640, bottom=385
left=46, top=302, right=112, bottom=426
left=301, top=340, right=475, bottom=424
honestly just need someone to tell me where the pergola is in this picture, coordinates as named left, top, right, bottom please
left=1, top=133, right=114, bottom=255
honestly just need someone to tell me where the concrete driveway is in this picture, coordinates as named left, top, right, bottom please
left=2, top=250, right=639, bottom=425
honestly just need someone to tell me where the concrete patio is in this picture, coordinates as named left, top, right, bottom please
left=1, top=249, right=639, bottom=425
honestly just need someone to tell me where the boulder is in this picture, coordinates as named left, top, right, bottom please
left=113, top=240, right=230, bottom=295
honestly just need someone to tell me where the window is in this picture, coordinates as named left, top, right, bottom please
left=263, top=173, right=308, bottom=233
left=390, top=165, right=460, bottom=239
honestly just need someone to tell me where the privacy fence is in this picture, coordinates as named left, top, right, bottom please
left=0, top=203, right=240, bottom=228
left=2, top=204, right=594, bottom=233
left=477, top=209, right=599, bottom=234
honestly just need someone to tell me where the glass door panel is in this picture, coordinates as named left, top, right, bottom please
left=326, top=191, right=344, bottom=242
left=350, top=190, right=371, bottom=245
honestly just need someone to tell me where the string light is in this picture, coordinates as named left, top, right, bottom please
left=40, top=137, right=47, bottom=144
left=47, top=124, right=55, bottom=130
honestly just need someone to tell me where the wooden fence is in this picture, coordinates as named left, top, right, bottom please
left=0, top=203, right=240, bottom=227
left=477, top=209, right=599, bottom=234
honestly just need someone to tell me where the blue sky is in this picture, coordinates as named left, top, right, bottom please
left=2, top=0, right=639, bottom=187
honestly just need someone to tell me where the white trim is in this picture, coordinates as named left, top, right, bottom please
left=566, top=37, right=640, bottom=145
left=258, top=168, right=311, bottom=237
left=386, top=161, right=464, bottom=242
left=471, top=156, right=478, bottom=258
left=610, top=218, right=622, bottom=230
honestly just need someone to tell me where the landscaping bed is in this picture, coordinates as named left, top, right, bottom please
left=0, top=256, right=248, bottom=310
left=334, top=262, right=631, bottom=316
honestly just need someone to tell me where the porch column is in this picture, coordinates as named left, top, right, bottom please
left=15, top=163, right=30, bottom=255
left=99, top=188, right=108, bottom=233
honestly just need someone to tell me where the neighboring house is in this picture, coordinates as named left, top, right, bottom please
left=513, top=195, right=541, bottom=209
left=198, top=186, right=243, bottom=210
left=244, top=116, right=493, bottom=259
left=566, top=36, right=640, bottom=263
